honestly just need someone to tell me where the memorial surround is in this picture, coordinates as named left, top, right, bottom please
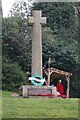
left=19, top=10, right=72, bottom=98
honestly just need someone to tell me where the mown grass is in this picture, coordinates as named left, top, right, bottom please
left=2, top=90, right=78, bottom=118
left=0, top=90, right=2, bottom=119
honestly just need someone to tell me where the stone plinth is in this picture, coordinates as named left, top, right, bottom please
left=19, top=85, right=57, bottom=98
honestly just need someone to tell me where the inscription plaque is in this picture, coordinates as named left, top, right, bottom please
left=28, top=88, right=52, bottom=96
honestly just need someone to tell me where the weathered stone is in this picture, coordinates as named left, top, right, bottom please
left=19, top=85, right=56, bottom=97
left=28, top=11, right=46, bottom=76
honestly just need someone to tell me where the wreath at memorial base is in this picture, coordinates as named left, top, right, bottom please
left=29, top=74, right=45, bottom=86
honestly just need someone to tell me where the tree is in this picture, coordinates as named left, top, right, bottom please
left=32, top=2, right=78, bottom=97
left=2, top=56, right=27, bottom=91
left=2, top=16, right=32, bottom=72
left=9, top=0, right=33, bottom=18
left=0, top=0, right=3, bottom=89
left=2, top=1, right=79, bottom=97
left=73, top=2, right=80, bottom=97
left=32, top=2, right=78, bottom=71
left=42, top=27, right=56, bottom=66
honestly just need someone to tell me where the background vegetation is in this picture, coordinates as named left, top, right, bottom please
left=2, top=1, right=80, bottom=97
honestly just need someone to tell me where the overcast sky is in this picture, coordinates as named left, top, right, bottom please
left=2, top=0, right=78, bottom=17
left=2, top=0, right=21, bottom=17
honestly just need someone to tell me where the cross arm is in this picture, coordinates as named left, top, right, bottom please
left=40, top=17, right=46, bottom=26
left=27, top=17, right=35, bottom=25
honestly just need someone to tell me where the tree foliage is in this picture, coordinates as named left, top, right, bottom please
left=2, top=2, right=79, bottom=97
left=2, top=56, right=27, bottom=91
left=32, top=2, right=78, bottom=97
left=2, top=16, right=32, bottom=72
left=32, top=2, right=78, bottom=71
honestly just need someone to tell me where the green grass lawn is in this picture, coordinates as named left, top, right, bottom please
left=0, top=90, right=2, bottom=119
left=2, top=90, right=78, bottom=118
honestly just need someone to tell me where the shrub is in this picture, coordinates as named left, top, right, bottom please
left=2, top=62, right=28, bottom=91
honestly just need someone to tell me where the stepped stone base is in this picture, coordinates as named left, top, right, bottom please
left=19, top=85, right=57, bottom=98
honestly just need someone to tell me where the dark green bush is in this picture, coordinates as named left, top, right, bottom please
left=2, top=62, right=28, bottom=91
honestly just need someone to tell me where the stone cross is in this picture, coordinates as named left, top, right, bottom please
left=28, top=11, right=46, bottom=76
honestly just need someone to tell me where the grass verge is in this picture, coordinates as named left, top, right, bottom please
left=2, top=90, right=78, bottom=118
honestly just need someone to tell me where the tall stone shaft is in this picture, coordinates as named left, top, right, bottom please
left=28, top=11, right=46, bottom=76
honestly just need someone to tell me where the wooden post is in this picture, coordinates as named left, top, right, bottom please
left=47, top=69, right=53, bottom=86
left=47, top=69, right=50, bottom=85
left=47, top=57, right=52, bottom=85
left=66, top=76, right=70, bottom=98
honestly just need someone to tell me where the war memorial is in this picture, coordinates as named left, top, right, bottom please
left=19, top=10, right=72, bottom=98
